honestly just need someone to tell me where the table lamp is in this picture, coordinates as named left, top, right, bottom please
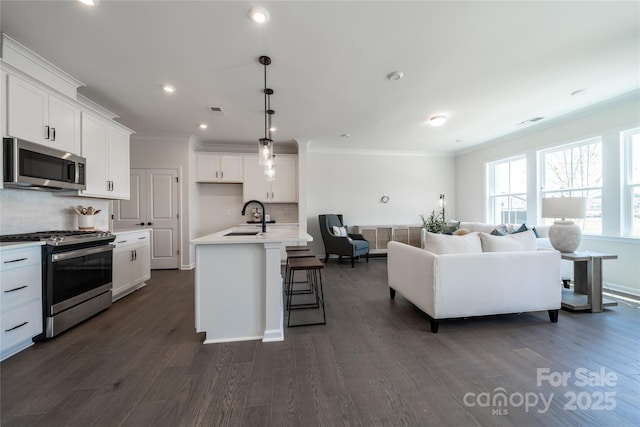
left=541, top=197, right=587, bottom=253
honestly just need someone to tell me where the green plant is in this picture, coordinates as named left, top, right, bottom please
left=420, top=210, right=447, bottom=233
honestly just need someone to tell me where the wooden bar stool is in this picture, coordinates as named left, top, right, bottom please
left=286, top=257, right=326, bottom=327
left=284, top=250, right=315, bottom=294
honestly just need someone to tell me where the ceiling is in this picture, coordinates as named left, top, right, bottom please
left=1, top=1, right=638, bottom=154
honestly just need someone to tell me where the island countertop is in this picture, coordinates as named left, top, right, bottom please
left=191, top=225, right=311, bottom=245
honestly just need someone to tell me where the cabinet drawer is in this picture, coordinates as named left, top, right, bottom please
left=0, top=247, right=41, bottom=270
left=1, top=300, right=42, bottom=352
left=113, top=232, right=150, bottom=250
left=1, top=266, right=41, bottom=311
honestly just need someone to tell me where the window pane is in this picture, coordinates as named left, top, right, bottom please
left=493, top=162, right=510, bottom=195
left=582, top=189, right=602, bottom=235
left=510, top=158, right=527, bottom=194
left=543, top=141, right=602, bottom=191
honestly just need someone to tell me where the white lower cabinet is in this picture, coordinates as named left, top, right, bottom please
left=112, top=230, right=151, bottom=301
left=0, top=244, right=44, bottom=361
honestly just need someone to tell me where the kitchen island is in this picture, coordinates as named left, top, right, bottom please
left=191, top=225, right=312, bottom=344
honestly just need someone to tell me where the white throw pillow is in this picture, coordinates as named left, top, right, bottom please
left=332, top=225, right=348, bottom=237
left=479, top=230, right=537, bottom=252
left=423, top=231, right=482, bottom=254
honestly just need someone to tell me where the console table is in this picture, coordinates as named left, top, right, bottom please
left=561, top=251, right=618, bottom=313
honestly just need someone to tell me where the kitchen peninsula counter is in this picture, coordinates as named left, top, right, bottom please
left=191, top=225, right=312, bottom=344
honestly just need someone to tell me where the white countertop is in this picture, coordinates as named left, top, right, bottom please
left=112, top=228, right=152, bottom=236
left=191, top=225, right=311, bottom=245
left=0, top=241, right=45, bottom=250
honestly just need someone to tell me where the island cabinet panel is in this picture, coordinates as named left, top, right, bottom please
left=0, top=245, right=43, bottom=361
left=7, top=73, right=81, bottom=155
left=243, top=154, right=298, bottom=203
left=195, top=153, right=243, bottom=183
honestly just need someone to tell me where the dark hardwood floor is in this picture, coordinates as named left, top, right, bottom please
left=1, top=258, right=639, bottom=426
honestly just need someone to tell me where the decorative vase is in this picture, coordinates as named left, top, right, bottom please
left=78, top=215, right=95, bottom=230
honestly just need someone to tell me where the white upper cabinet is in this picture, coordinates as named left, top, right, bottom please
left=6, top=74, right=81, bottom=154
left=80, top=112, right=131, bottom=199
left=243, top=154, right=298, bottom=203
left=195, top=153, right=243, bottom=183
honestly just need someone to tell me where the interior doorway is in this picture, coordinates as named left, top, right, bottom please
left=113, top=168, right=180, bottom=269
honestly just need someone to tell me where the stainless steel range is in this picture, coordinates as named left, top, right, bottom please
left=0, top=230, right=116, bottom=338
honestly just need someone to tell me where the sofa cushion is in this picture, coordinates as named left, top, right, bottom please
left=490, top=225, right=510, bottom=236
left=479, top=230, right=537, bottom=252
left=443, top=220, right=460, bottom=235
left=423, top=231, right=482, bottom=254
left=513, top=223, right=540, bottom=238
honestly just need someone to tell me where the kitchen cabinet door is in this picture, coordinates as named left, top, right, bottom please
left=243, top=154, right=298, bottom=203
left=7, top=74, right=81, bottom=154
left=131, top=244, right=151, bottom=285
left=47, top=95, right=81, bottom=154
left=219, top=155, right=243, bottom=182
left=243, top=154, right=269, bottom=201
left=195, top=153, right=243, bottom=183
left=108, top=126, right=131, bottom=199
left=7, top=74, right=48, bottom=144
left=80, top=112, right=131, bottom=199
left=270, top=156, right=298, bottom=202
left=81, top=112, right=110, bottom=197
left=112, top=250, right=134, bottom=296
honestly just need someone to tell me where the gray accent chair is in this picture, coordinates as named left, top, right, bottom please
left=318, top=214, right=370, bottom=268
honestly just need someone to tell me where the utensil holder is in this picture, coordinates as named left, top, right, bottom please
left=78, top=215, right=94, bottom=230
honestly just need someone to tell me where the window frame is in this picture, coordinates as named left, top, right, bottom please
left=623, top=128, right=640, bottom=236
left=539, top=137, right=603, bottom=235
left=486, top=155, right=527, bottom=225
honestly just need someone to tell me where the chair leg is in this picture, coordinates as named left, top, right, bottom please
left=351, top=256, right=355, bottom=268
left=389, top=288, right=396, bottom=299
left=366, top=253, right=369, bottom=263
left=324, top=254, right=329, bottom=263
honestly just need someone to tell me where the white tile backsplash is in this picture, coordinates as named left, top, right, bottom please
left=0, top=189, right=110, bottom=234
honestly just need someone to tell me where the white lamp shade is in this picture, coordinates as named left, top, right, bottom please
left=541, top=197, right=586, bottom=219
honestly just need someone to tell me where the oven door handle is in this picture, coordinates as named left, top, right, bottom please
left=51, top=244, right=115, bottom=262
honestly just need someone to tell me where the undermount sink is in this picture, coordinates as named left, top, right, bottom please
left=223, top=231, right=261, bottom=236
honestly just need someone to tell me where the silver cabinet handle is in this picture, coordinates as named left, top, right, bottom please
left=138, top=236, right=147, bottom=240
left=51, top=127, right=56, bottom=141
left=5, top=321, right=28, bottom=332
left=45, top=125, right=50, bottom=140
left=4, top=285, right=28, bottom=293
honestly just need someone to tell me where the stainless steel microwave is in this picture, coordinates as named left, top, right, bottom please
left=3, top=137, right=86, bottom=191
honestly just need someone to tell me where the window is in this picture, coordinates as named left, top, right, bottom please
left=540, top=138, right=602, bottom=234
left=624, top=128, right=640, bottom=236
left=487, top=156, right=527, bottom=224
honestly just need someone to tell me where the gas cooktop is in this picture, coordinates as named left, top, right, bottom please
left=0, top=230, right=114, bottom=246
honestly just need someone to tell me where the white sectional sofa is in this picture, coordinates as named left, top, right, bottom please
left=388, top=230, right=562, bottom=333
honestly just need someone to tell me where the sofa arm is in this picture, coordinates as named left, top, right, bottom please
left=388, top=241, right=437, bottom=316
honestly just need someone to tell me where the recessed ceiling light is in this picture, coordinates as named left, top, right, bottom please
left=429, top=115, right=447, bottom=127
left=248, top=7, right=270, bottom=24
left=162, top=84, right=176, bottom=94
left=199, top=123, right=208, bottom=129
left=570, top=88, right=588, bottom=97
left=78, top=0, right=97, bottom=6
left=387, top=71, right=404, bottom=81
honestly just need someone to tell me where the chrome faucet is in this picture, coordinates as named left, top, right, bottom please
left=241, top=200, right=267, bottom=233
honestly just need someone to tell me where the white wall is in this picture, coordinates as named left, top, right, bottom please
left=305, top=149, right=455, bottom=255
left=455, top=94, right=640, bottom=294
left=0, top=190, right=110, bottom=234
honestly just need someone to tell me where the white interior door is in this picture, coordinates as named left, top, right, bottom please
left=113, top=168, right=180, bottom=269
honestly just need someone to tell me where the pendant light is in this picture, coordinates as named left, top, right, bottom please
left=258, top=56, right=275, bottom=168
left=265, top=155, right=276, bottom=182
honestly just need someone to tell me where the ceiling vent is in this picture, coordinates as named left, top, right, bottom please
left=208, top=106, right=224, bottom=116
